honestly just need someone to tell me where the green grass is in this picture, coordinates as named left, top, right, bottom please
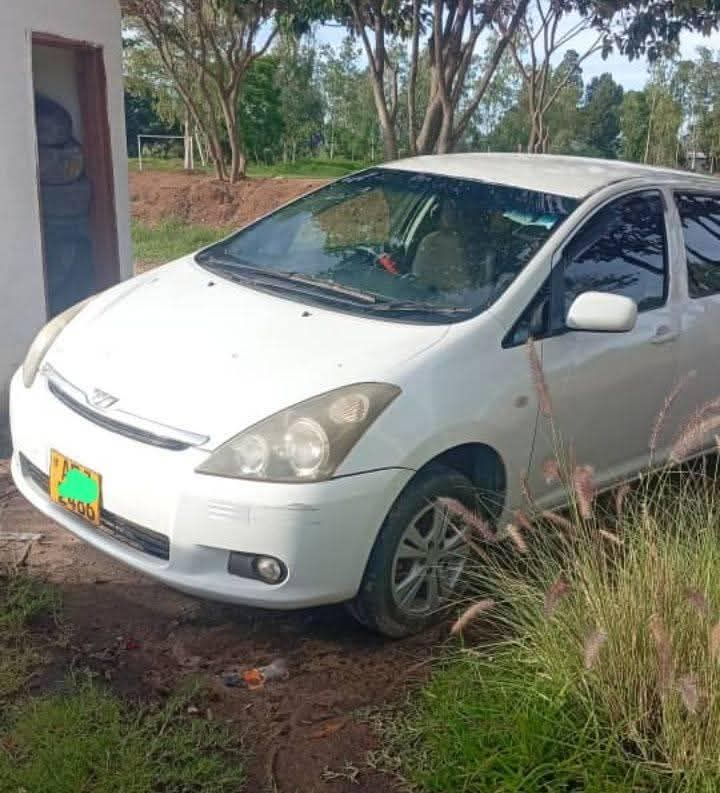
left=398, top=653, right=641, bottom=792
left=247, top=157, right=371, bottom=178
left=0, top=569, right=247, bottom=792
left=131, top=220, right=230, bottom=267
left=397, top=462, right=720, bottom=792
left=129, top=157, right=213, bottom=174
left=0, top=677, right=246, bottom=793
left=0, top=570, right=59, bottom=701
left=129, top=156, right=370, bottom=179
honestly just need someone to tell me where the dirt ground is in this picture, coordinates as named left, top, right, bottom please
left=130, top=170, right=328, bottom=228
left=0, top=463, right=448, bottom=792
left=0, top=172, right=448, bottom=792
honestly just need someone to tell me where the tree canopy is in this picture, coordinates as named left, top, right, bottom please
left=122, top=0, right=720, bottom=177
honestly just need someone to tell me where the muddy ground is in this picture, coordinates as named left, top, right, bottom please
left=0, top=173, right=450, bottom=792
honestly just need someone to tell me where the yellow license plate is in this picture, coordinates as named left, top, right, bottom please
left=49, top=450, right=102, bottom=527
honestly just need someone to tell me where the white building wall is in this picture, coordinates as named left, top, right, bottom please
left=0, top=0, right=131, bottom=453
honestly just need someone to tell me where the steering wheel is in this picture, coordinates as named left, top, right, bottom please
left=334, top=244, right=404, bottom=278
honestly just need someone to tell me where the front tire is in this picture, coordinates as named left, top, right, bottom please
left=349, top=465, right=476, bottom=637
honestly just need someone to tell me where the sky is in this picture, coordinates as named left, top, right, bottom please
left=313, top=21, right=718, bottom=92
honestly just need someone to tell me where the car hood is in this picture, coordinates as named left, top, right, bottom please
left=46, top=258, right=448, bottom=447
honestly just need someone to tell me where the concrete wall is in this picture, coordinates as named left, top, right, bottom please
left=0, top=0, right=131, bottom=455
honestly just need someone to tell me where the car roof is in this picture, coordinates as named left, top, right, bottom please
left=380, top=153, right=718, bottom=200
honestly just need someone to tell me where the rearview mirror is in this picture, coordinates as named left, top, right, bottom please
left=566, top=291, right=638, bottom=333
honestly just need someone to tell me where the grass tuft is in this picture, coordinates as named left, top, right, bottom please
left=400, top=466, right=720, bottom=791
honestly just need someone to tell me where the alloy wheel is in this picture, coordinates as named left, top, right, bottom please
left=390, top=499, right=468, bottom=616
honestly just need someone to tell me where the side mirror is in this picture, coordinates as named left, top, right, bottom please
left=566, top=291, right=638, bottom=333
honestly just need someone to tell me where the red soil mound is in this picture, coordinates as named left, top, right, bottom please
left=129, top=170, right=328, bottom=228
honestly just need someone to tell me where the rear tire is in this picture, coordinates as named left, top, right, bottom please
left=349, top=465, right=476, bottom=638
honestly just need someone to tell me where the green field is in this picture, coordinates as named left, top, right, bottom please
left=129, top=156, right=371, bottom=179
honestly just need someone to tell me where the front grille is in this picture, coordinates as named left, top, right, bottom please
left=19, top=454, right=170, bottom=561
left=47, top=381, right=190, bottom=451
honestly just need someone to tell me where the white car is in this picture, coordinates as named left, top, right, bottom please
left=10, top=154, right=720, bottom=636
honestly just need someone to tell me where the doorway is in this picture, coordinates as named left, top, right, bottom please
left=31, top=33, right=120, bottom=319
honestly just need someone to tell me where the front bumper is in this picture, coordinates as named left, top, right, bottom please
left=9, top=369, right=413, bottom=608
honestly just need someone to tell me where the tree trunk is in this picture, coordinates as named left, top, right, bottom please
left=436, top=106, right=455, bottom=154
left=415, top=96, right=444, bottom=155
left=218, top=89, right=245, bottom=183
left=209, top=139, right=227, bottom=181
left=407, top=0, right=421, bottom=155
left=228, top=133, right=244, bottom=182
left=369, top=78, right=398, bottom=160
left=527, top=115, right=542, bottom=153
left=195, top=127, right=208, bottom=166
left=184, top=113, right=193, bottom=171
left=644, top=90, right=657, bottom=165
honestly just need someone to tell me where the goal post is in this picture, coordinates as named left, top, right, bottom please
left=137, top=134, right=194, bottom=171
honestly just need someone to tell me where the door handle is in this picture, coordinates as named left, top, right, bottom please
left=651, top=325, right=680, bottom=344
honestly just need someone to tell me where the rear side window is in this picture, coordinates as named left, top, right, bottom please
left=675, top=193, right=720, bottom=298
left=561, top=190, right=668, bottom=314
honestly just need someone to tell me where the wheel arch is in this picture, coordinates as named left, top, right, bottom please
left=413, top=441, right=507, bottom=520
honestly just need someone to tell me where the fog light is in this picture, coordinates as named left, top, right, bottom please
left=254, top=556, right=285, bottom=584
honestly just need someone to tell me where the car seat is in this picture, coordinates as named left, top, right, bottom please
left=412, top=199, right=470, bottom=292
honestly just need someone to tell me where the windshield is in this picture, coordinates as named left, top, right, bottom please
left=196, top=168, right=578, bottom=322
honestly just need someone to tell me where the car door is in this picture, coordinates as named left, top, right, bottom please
left=667, top=191, right=720, bottom=458
left=523, top=189, right=681, bottom=505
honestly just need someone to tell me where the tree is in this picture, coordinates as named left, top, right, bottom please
left=544, top=51, right=585, bottom=152
left=644, top=62, right=683, bottom=165
left=620, top=65, right=682, bottom=167
left=123, top=33, right=186, bottom=156
left=319, top=38, right=359, bottom=159
left=458, top=42, right=520, bottom=149
left=275, top=34, right=325, bottom=161
left=671, top=48, right=720, bottom=169
left=239, top=56, right=284, bottom=163
left=590, top=0, right=720, bottom=62
left=334, top=0, right=531, bottom=159
left=620, top=90, right=650, bottom=161
left=123, top=0, right=281, bottom=182
left=487, top=49, right=585, bottom=154
left=699, top=101, right=720, bottom=171
left=503, top=1, right=604, bottom=153
left=319, top=37, right=379, bottom=160
left=580, top=73, right=624, bottom=157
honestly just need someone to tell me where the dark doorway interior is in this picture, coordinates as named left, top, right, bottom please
left=31, top=34, right=120, bottom=319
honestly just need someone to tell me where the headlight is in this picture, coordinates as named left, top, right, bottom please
left=22, top=298, right=92, bottom=388
left=196, top=383, right=401, bottom=482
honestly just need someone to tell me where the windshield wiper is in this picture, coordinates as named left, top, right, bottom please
left=284, top=272, right=378, bottom=303
left=370, top=300, right=473, bottom=315
left=198, top=256, right=379, bottom=304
